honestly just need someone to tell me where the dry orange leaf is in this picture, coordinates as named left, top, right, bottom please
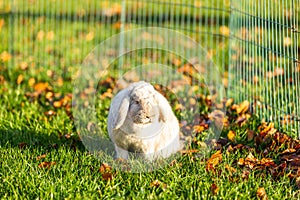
left=280, top=148, right=296, bottom=155
left=227, top=130, right=236, bottom=142
left=99, top=163, right=112, bottom=173
left=150, top=180, right=161, bottom=187
left=193, top=125, right=205, bottom=133
left=34, top=82, right=49, bottom=92
left=38, top=161, right=56, bottom=169
left=206, top=150, right=222, bottom=171
left=17, top=74, right=24, bottom=85
left=53, top=101, right=62, bottom=108
left=257, top=187, right=268, bottom=200
left=210, top=183, right=219, bottom=196
left=238, top=158, right=245, bottom=166
left=102, top=172, right=113, bottom=181
left=36, top=154, right=47, bottom=160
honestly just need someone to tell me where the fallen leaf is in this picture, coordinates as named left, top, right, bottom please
left=206, top=150, right=222, bottom=171
left=210, top=183, right=219, bottom=196
left=102, top=172, right=113, bottom=181
left=17, top=74, right=24, bottom=85
left=193, top=125, right=205, bottom=133
left=36, top=154, right=47, bottom=160
left=38, top=161, right=56, bottom=169
left=227, top=130, right=236, bottom=142
left=34, top=82, right=49, bottom=93
left=28, top=78, right=35, bottom=87
left=247, top=130, right=255, bottom=141
left=238, top=158, right=245, bottom=166
left=86, top=31, right=94, bottom=41
left=0, top=51, right=12, bottom=62
left=219, top=25, right=230, bottom=36
left=280, top=148, right=296, bottom=155
left=99, top=163, right=112, bottom=173
left=18, top=142, right=27, bottom=149
left=53, top=101, right=62, bottom=108
left=257, top=187, right=268, bottom=200
left=150, top=179, right=161, bottom=187
left=236, top=101, right=250, bottom=114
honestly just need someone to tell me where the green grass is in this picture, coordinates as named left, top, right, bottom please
left=0, top=1, right=299, bottom=199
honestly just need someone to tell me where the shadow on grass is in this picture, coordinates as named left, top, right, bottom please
left=0, top=127, right=86, bottom=152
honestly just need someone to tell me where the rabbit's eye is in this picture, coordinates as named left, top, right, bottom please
left=134, top=100, right=139, bottom=104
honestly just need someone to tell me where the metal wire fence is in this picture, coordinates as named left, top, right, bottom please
left=0, top=0, right=299, bottom=137
left=229, top=0, right=300, bottom=137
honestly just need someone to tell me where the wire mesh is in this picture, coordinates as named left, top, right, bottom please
left=1, top=0, right=299, bottom=137
left=229, top=0, right=300, bottom=137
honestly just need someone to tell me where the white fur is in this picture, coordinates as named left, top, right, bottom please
left=107, top=81, right=180, bottom=160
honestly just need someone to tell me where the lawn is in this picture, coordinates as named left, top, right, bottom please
left=1, top=1, right=300, bottom=199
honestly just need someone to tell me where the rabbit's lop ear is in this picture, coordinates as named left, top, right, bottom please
left=113, top=95, right=130, bottom=130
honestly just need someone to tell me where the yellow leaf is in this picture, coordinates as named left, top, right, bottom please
left=257, top=187, right=268, bottom=200
left=0, top=51, right=12, bottom=62
left=227, top=130, right=236, bottom=142
left=17, top=74, right=24, bottom=85
left=220, top=26, right=230, bottom=36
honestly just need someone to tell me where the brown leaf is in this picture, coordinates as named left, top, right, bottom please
left=38, top=161, right=56, bottom=169
left=36, top=154, right=47, bottom=160
left=257, top=187, right=268, bottom=200
left=102, top=172, right=113, bottom=181
left=99, top=163, right=112, bottom=173
left=206, top=150, right=222, bottom=171
left=247, top=130, right=255, bottom=141
left=18, top=142, right=27, bottom=149
left=210, top=183, right=219, bottom=196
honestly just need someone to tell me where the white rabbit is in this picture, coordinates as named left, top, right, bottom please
left=107, top=81, right=180, bottom=160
